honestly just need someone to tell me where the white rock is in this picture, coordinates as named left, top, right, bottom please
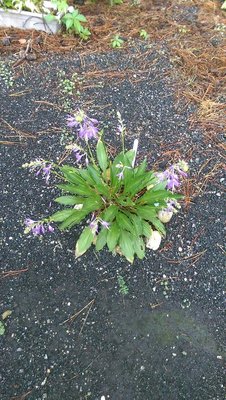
left=158, top=210, right=173, bottom=223
left=146, top=231, right=162, bottom=250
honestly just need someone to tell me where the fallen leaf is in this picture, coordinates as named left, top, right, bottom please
left=2, top=310, right=12, bottom=320
left=19, top=39, right=27, bottom=45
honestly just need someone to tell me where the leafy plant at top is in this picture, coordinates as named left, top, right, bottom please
left=61, top=9, right=91, bottom=39
left=44, top=1, right=90, bottom=40
left=0, top=0, right=42, bottom=12
left=23, top=109, right=188, bottom=263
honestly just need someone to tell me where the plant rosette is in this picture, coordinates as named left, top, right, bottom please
left=23, top=110, right=188, bottom=263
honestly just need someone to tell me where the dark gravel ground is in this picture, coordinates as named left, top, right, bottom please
left=0, top=42, right=225, bottom=400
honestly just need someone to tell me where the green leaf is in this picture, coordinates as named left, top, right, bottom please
left=54, top=196, right=84, bottom=205
left=79, top=27, right=91, bottom=40
left=152, top=181, right=167, bottom=191
left=136, top=206, right=157, bottom=221
left=44, top=14, right=56, bottom=22
left=0, top=321, right=5, bottom=336
left=78, top=169, right=95, bottom=186
left=56, top=196, right=102, bottom=230
left=148, top=216, right=166, bottom=236
left=87, top=165, right=109, bottom=196
left=57, top=183, right=94, bottom=196
left=107, top=222, right=120, bottom=251
left=129, top=214, right=143, bottom=236
left=119, top=231, right=135, bottom=263
left=138, top=190, right=182, bottom=205
left=142, top=220, right=153, bottom=238
left=124, top=149, right=135, bottom=166
left=124, top=171, right=154, bottom=196
left=75, top=227, right=95, bottom=258
left=101, top=205, right=118, bottom=222
left=96, top=139, right=108, bottom=172
left=134, top=158, right=147, bottom=176
left=116, top=196, right=135, bottom=207
left=95, top=228, right=108, bottom=251
left=58, top=211, right=86, bottom=230
left=50, top=209, right=77, bottom=222
left=82, top=195, right=103, bottom=212
left=65, top=18, right=73, bottom=30
left=116, top=212, right=134, bottom=233
left=77, top=13, right=87, bottom=22
left=73, top=19, right=82, bottom=33
left=134, top=237, right=145, bottom=259
left=60, top=166, right=85, bottom=185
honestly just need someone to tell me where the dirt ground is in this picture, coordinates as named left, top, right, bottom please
left=0, top=1, right=225, bottom=399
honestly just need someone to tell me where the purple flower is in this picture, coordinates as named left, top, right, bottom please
left=25, top=218, right=36, bottom=227
left=48, top=225, right=54, bottom=233
left=157, top=166, right=181, bottom=191
left=156, top=161, right=188, bottom=192
left=24, top=218, right=54, bottom=236
left=32, top=224, right=45, bottom=235
left=100, top=220, right=110, bottom=229
left=90, top=219, right=98, bottom=234
left=116, top=124, right=123, bottom=136
left=66, top=115, right=79, bottom=128
left=165, top=199, right=176, bottom=212
left=117, top=170, right=124, bottom=180
left=78, top=119, right=99, bottom=141
left=42, top=164, right=52, bottom=184
left=23, top=159, right=52, bottom=184
left=166, top=170, right=180, bottom=191
left=72, top=148, right=85, bottom=164
left=67, top=110, right=99, bottom=141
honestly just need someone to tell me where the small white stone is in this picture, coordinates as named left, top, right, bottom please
left=178, top=247, right=183, bottom=252
left=146, top=231, right=162, bottom=250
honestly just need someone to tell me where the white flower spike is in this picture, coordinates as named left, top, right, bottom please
left=132, top=139, right=139, bottom=167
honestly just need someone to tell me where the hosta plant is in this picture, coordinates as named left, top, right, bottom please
left=23, top=110, right=188, bottom=263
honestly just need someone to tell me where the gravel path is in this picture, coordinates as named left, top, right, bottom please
left=0, top=43, right=225, bottom=400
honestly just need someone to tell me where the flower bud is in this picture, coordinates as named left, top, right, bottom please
left=178, top=160, right=189, bottom=172
left=146, top=231, right=162, bottom=251
left=68, top=6, right=75, bottom=12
